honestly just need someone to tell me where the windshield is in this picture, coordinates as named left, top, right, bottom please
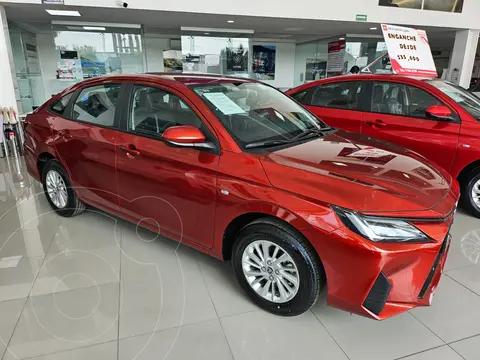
left=427, top=80, right=480, bottom=119
left=191, top=82, right=328, bottom=149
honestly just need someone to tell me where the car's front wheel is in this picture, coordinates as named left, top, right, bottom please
left=462, top=168, right=480, bottom=218
left=42, top=159, right=85, bottom=217
left=232, top=218, right=324, bottom=316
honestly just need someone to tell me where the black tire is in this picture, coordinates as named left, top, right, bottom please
left=41, top=159, right=85, bottom=217
left=461, top=167, right=480, bottom=218
left=232, top=218, right=324, bottom=316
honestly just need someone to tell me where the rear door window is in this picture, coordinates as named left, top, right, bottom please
left=72, top=84, right=121, bottom=127
left=371, top=82, right=409, bottom=116
left=309, top=82, right=363, bottom=110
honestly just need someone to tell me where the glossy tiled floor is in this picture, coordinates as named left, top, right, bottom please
left=1, top=156, right=480, bottom=360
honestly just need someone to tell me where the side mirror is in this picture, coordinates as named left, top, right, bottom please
left=163, top=125, right=216, bottom=150
left=426, top=105, right=454, bottom=121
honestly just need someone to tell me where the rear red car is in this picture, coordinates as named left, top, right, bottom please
left=24, top=74, right=458, bottom=320
left=287, top=74, right=480, bottom=218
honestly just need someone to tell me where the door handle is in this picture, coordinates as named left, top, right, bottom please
left=365, top=119, right=387, bottom=128
left=59, top=130, right=73, bottom=141
left=119, top=144, right=140, bottom=159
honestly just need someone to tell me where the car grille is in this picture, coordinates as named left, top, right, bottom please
left=417, top=233, right=451, bottom=299
left=363, top=272, right=392, bottom=315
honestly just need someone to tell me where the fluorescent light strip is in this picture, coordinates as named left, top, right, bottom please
left=83, top=26, right=106, bottom=31
left=46, top=10, right=81, bottom=17
left=52, top=21, right=141, bottom=28
left=181, top=26, right=254, bottom=34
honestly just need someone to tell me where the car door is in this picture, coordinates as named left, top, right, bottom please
left=362, top=81, right=460, bottom=172
left=292, top=81, right=365, bottom=132
left=51, top=82, right=123, bottom=211
left=115, top=82, right=220, bottom=248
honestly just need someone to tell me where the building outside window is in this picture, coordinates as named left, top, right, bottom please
left=51, top=25, right=145, bottom=95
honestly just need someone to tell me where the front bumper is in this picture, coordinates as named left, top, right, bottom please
left=314, top=211, right=454, bottom=320
left=362, top=232, right=451, bottom=319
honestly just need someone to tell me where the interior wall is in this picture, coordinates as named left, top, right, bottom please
left=0, top=6, right=19, bottom=113
left=253, top=40, right=295, bottom=90
left=36, top=31, right=62, bottom=101
left=144, top=36, right=170, bottom=72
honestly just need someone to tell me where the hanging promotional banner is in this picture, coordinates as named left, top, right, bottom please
left=381, top=24, right=437, bottom=77
left=327, top=40, right=346, bottom=74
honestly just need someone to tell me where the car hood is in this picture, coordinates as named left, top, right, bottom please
left=259, top=130, right=452, bottom=213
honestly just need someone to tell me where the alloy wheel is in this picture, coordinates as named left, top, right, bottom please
left=241, top=240, right=300, bottom=303
left=472, top=179, right=480, bottom=208
left=45, top=170, right=68, bottom=209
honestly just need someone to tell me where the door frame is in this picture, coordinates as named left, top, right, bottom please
left=116, top=80, right=221, bottom=154
left=114, top=80, right=222, bottom=248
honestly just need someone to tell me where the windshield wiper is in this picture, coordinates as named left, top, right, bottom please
left=244, top=139, right=290, bottom=149
left=289, top=127, right=326, bottom=142
left=245, top=127, right=332, bottom=150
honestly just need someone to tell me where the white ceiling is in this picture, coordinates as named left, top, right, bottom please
left=4, top=3, right=459, bottom=47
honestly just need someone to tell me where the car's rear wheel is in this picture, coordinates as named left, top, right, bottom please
left=232, top=218, right=324, bottom=316
left=42, top=159, right=85, bottom=217
left=462, top=168, right=480, bottom=218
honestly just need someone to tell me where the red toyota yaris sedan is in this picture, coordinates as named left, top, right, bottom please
left=287, top=74, right=480, bottom=218
left=24, top=74, right=458, bottom=320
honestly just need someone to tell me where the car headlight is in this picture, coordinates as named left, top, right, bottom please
left=333, top=206, right=431, bottom=243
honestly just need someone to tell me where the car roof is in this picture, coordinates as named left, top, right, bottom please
left=78, top=73, right=258, bottom=86
left=53, top=73, right=271, bottom=104
left=323, top=74, right=437, bottom=82
left=287, top=73, right=439, bottom=93
left=147, top=72, right=259, bottom=85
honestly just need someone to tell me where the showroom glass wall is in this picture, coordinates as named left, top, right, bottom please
left=180, top=34, right=252, bottom=77
left=8, top=22, right=45, bottom=112
left=6, top=22, right=260, bottom=106
left=293, top=36, right=388, bottom=87
left=50, top=24, right=145, bottom=95
left=294, top=40, right=329, bottom=86
left=4, top=22, right=395, bottom=106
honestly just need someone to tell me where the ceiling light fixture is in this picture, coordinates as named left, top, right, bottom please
left=46, top=10, right=81, bottom=16
left=370, top=27, right=378, bottom=30
left=227, top=20, right=234, bottom=23
left=83, top=26, right=106, bottom=31
left=204, top=32, right=210, bottom=35
left=339, top=37, right=345, bottom=40
left=181, top=26, right=253, bottom=34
